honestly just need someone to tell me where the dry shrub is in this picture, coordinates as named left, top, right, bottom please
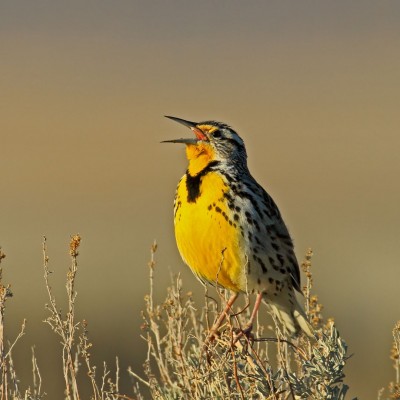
left=130, top=245, right=353, bottom=399
left=0, top=238, right=398, bottom=399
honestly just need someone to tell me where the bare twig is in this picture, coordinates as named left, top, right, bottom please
left=43, top=235, right=81, bottom=400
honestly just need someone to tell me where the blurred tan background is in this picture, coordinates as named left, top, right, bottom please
left=1, top=1, right=400, bottom=398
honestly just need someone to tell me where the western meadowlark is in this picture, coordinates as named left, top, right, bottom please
left=163, top=116, right=313, bottom=338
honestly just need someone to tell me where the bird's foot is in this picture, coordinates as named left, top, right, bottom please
left=233, top=323, right=254, bottom=344
left=204, top=328, right=220, bottom=345
left=202, top=328, right=221, bottom=364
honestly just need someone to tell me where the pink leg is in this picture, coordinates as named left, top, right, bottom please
left=233, top=292, right=263, bottom=343
left=207, top=292, right=239, bottom=341
left=244, top=292, right=263, bottom=331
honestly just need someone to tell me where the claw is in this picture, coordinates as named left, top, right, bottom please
left=233, top=323, right=255, bottom=345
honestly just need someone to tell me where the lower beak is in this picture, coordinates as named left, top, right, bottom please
left=162, top=138, right=198, bottom=144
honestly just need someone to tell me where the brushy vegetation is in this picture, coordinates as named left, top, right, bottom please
left=0, top=237, right=398, bottom=399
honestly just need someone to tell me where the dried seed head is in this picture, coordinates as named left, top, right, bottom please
left=309, top=295, right=324, bottom=328
left=390, top=342, right=399, bottom=361
left=69, top=234, right=82, bottom=256
left=389, top=382, right=400, bottom=399
left=0, top=249, right=6, bottom=262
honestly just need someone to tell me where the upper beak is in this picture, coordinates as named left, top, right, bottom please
left=162, top=115, right=208, bottom=143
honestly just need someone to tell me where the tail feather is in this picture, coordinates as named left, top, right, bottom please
left=266, top=300, right=314, bottom=338
left=293, top=307, right=314, bottom=338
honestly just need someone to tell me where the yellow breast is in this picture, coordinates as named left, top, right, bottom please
left=174, top=171, right=246, bottom=292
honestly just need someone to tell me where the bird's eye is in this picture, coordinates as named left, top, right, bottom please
left=213, top=130, right=222, bottom=139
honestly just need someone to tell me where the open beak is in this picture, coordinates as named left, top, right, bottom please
left=162, top=116, right=208, bottom=144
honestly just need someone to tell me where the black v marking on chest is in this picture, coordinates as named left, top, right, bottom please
left=186, top=161, right=220, bottom=203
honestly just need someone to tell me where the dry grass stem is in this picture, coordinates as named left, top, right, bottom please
left=42, top=236, right=134, bottom=400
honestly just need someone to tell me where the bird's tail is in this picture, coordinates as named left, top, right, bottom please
left=265, top=298, right=314, bottom=338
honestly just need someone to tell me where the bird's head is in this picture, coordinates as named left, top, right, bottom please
left=163, top=116, right=247, bottom=175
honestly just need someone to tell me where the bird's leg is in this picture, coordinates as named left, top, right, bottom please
left=234, top=292, right=263, bottom=342
left=205, top=292, right=239, bottom=344
left=245, top=291, right=263, bottom=332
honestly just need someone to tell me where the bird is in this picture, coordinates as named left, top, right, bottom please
left=163, top=116, right=313, bottom=338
